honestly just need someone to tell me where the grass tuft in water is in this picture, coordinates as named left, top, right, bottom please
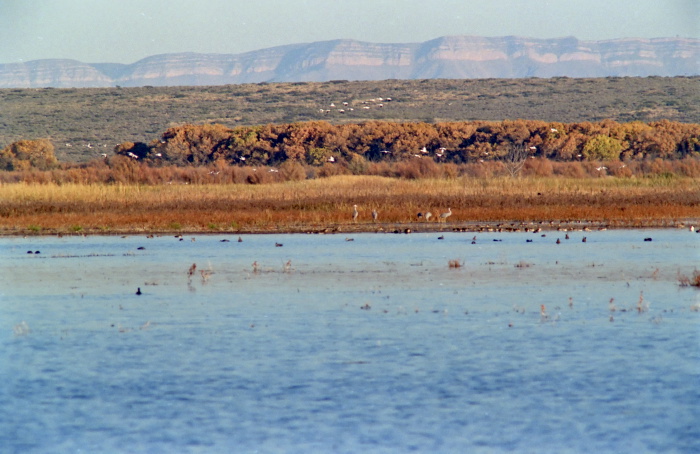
left=678, top=270, right=700, bottom=288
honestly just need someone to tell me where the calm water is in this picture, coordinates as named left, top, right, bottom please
left=1, top=229, right=699, bottom=453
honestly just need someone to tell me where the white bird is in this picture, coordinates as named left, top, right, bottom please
left=439, top=208, right=452, bottom=222
left=691, top=226, right=696, bottom=232
left=372, top=210, right=378, bottom=222
left=352, top=205, right=359, bottom=222
left=420, top=146, right=428, bottom=154
left=327, top=156, right=335, bottom=162
left=424, top=212, right=432, bottom=221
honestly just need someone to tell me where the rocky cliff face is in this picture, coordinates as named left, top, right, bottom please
left=0, top=36, right=697, bottom=88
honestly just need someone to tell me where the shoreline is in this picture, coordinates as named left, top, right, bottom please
left=2, top=218, right=698, bottom=237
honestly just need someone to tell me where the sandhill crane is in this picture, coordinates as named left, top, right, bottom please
left=439, top=208, right=452, bottom=222
left=352, top=205, right=359, bottom=222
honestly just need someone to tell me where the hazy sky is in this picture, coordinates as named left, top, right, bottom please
left=1, top=0, right=697, bottom=63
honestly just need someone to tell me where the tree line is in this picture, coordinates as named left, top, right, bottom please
left=1, top=119, right=699, bottom=173
left=114, top=119, right=699, bottom=167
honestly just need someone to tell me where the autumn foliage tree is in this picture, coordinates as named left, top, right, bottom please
left=6, top=120, right=697, bottom=175
left=582, top=135, right=623, bottom=161
left=0, top=139, right=58, bottom=171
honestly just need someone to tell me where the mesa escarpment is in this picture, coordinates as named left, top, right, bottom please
left=0, top=36, right=697, bottom=88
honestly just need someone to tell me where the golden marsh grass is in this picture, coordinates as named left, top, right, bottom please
left=1, top=175, right=698, bottom=235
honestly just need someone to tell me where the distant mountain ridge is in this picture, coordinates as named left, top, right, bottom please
left=1, top=36, right=698, bottom=88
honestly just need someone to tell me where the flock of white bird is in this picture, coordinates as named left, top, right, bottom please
left=320, top=96, right=392, bottom=115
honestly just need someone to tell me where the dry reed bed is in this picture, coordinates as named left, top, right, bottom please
left=1, top=176, right=698, bottom=234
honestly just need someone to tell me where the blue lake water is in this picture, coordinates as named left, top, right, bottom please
left=1, top=229, right=699, bottom=453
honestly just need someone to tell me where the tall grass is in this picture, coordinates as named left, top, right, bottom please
left=1, top=175, right=698, bottom=234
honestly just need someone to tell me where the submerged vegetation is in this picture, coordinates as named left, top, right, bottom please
left=678, top=270, right=700, bottom=288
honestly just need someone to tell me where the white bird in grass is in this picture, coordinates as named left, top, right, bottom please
left=439, top=208, right=452, bottom=222
left=372, top=209, right=378, bottom=222
left=425, top=212, right=432, bottom=221
left=352, top=205, right=359, bottom=222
